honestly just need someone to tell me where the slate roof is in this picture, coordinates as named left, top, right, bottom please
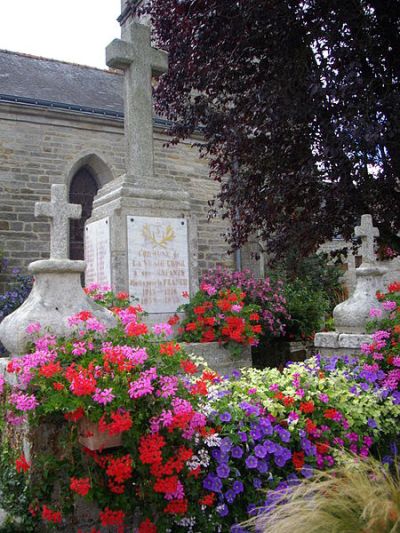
left=0, top=49, right=124, bottom=117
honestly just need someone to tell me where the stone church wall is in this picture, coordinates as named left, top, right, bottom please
left=0, top=102, right=233, bottom=291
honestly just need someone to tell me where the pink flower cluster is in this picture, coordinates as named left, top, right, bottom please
left=9, top=391, right=39, bottom=411
left=92, top=388, right=115, bottom=405
left=152, top=323, right=173, bottom=337
left=129, top=367, right=157, bottom=399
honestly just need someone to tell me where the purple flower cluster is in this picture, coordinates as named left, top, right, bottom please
left=204, top=403, right=298, bottom=528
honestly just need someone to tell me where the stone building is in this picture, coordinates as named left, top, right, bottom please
left=0, top=49, right=237, bottom=290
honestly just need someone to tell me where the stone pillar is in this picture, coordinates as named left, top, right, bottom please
left=315, top=214, right=387, bottom=356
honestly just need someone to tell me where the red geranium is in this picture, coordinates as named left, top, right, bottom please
left=15, top=454, right=30, bottom=473
left=99, top=508, right=125, bottom=527
left=64, top=407, right=85, bottom=422
left=139, top=518, right=157, bottom=533
left=292, top=451, right=305, bottom=470
left=299, top=401, right=315, bottom=414
left=42, top=505, right=62, bottom=524
left=70, top=477, right=91, bottom=496
left=180, top=359, right=198, bottom=374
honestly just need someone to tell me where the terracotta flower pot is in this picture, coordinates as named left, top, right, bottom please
left=78, top=417, right=122, bottom=451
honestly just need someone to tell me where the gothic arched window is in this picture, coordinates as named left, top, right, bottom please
left=69, top=168, right=99, bottom=260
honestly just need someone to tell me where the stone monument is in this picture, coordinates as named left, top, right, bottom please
left=0, top=184, right=116, bottom=356
left=85, top=16, right=198, bottom=323
left=314, top=214, right=387, bottom=356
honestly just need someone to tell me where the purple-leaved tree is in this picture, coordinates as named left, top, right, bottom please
left=128, top=0, right=400, bottom=260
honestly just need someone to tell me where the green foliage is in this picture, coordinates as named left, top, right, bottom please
left=0, top=412, right=37, bottom=532
left=283, top=279, right=329, bottom=340
left=266, top=253, right=346, bottom=340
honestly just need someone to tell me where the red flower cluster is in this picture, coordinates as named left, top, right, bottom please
left=15, top=454, right=30, bottom=473
left=139, top=518, right=157, bottom=533
left=163, top=498, right=188, bottom=515
left=42, top=505, right=62, bottom=524
left=160, top=342, right=181, bottom=356
left=70, top=477, right=91, bottom=496
left=66, top=365, right=97, bottom=396
left=178, top=286, right=263, bottom=348
left=139, top=433, right=166, bottom=465
left=106, top=454, right=133, bottom=493
left=299, top=400, right=315, bottom=414
left=98, top=410, right=133, bottom=436
left=38, top=361, right=62, bottom=378
left=64, top=406, right=85, bottom=422
left=99, top=507, right=125, bottom=527
left=180, top=359, right=198, bottom=374
left=126, top=322, right=148, bottom=336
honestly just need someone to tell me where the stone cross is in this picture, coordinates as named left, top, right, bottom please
left=355, top=214, right=379, bottom=265
left=35, top=184, right=82, bottom=260
left=106, top=22, right=168, bottom=179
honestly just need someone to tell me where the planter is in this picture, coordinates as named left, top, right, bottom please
left=78, top=417, right=122, bottom=451
left=183, top=341, right=252, bottom=375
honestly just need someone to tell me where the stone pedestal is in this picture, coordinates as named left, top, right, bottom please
left=184, top=342, right=252, bottom=375
left=314, top=331, right=373, bottom=356
left=333, top=264, right=387, bottom=333
left=87, top=173, right=199, bottom=324
left=0, top=259, right=116, bottom=356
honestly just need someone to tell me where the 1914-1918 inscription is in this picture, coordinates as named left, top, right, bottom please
left=127, top=216, right=190, bottom=314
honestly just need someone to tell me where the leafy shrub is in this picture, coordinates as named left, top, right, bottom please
left=1, top=303, right=220, bottom=531
left=283, top=279, right=329, bottom=340
left=1, top=284, right=399, bottom=531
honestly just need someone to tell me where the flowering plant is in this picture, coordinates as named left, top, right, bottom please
left=83, top=282, right=131, bottom=310
left=201, top=267, right=288, bottom=338
left=198, top=347, right=399, bottom=530
left=2, top=302, right=222, bottom=531
left=177, top=284, right=263, bottom=355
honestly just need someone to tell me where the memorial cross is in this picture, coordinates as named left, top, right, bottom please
left=35, top=184, right=82, bottom=260
left=354, top=214, right=379, bottom=265
left=106, top=22, right=168, bottom=179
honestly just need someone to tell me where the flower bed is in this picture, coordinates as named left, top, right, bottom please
left=0, top=285, right=398, bottom=532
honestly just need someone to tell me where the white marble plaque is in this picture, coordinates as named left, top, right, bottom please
left=84, top=217, right=112, bottom=287
left=127, top=216, right=190, bottom=313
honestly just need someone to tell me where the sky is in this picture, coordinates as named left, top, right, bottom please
left=0, top=0, right=122, bottom=69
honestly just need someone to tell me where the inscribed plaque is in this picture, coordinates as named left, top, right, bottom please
left=127, top=216, right=190, bottom=313
left=84, top=218, right=112, bottom=287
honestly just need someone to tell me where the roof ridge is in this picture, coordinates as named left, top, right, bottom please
left=0, top=49, right=122, bottom=76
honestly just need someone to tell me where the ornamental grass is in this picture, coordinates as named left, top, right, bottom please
left=251, top=456, right=400, bottom=533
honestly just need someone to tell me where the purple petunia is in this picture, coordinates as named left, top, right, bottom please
left=245, top=455, right=258, bottom=469
left=217, top=464, right=230, bottom=479
left=220, top=411, right=232, bottom=423
left=231, top=446, right=244, bottom=459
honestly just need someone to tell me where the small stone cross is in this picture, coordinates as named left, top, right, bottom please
left=106, top=22, right=168, bottom=178
left=35, top=184, right=82, bottom=260
left=355, top=214, right=379, bottom=265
